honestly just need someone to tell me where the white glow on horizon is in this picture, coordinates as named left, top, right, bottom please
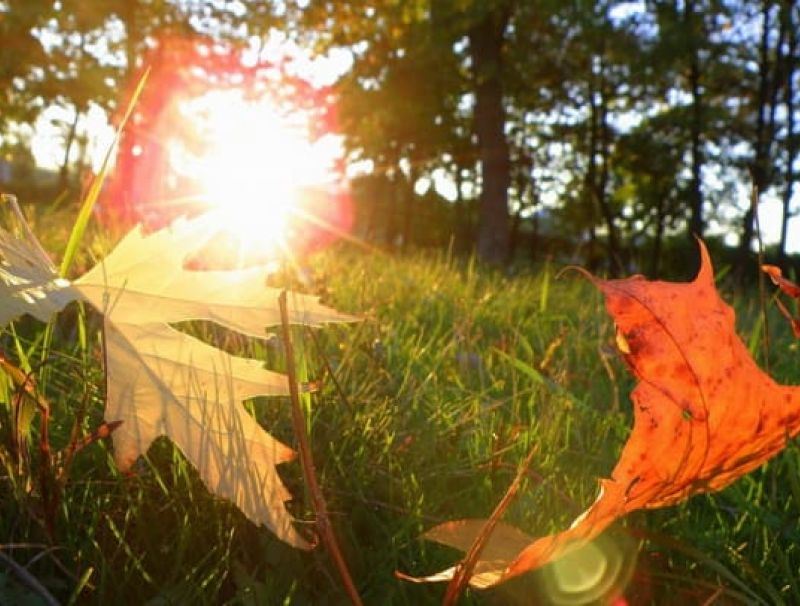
left=757, top=194, right=800, bottom=253
left=29, top=103, right=115, bottom=173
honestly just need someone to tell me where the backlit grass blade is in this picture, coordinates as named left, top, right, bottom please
left=59, top=67, right=150, bottom=278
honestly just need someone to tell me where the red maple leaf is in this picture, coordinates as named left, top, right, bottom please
left=406, top=242, right=800, bottom=589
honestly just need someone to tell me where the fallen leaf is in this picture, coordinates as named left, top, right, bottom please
left=0, top=211, right=355, bottom=548
left=100, top=321, right=305, bottom=545
left=762, top=264, right=800, bottom=337
left=411, top=241, right=800, bottom=587
left=0, top=220, right=76, bottom=325
left=399, top=521, right=534, bottom=588
left=75, top=215, right=349, bottom=336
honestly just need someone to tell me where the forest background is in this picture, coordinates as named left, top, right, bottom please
left=2, top=0, right=799, bottom=277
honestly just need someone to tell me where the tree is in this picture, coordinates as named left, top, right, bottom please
left=777, top=0, right=798, bottom=265
left=0, top=0, right=53, bottom=134
left=647, top=0, right=716, bottom=241
left=614, top=115, right=684, bottom=275
left=39, top=1, right=116, bottom=188
left=467, top=3, right=512, bottom=264
left=739, top=0, right=789, bottom=263
left=298, top=1, right=521, bottom=263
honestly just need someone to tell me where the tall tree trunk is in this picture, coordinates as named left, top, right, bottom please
left=401, top=160, right=417, bottom=249
left=59, top=32, right=86, bottom=191
left=597, top=71, right=621, bottom=273
left=468, top=7, right=511, bottom=266
left=508, top=208, right=522, bottom=262
left=740, top=1, right=784, bottom=262
left=685, top=0, right=705, bottom=239
left=59, top=108, right=81, bottom=190
left=115, top=1, right=141, bottom=223
left=583, top=84, right=600, bottom=272
left=586, top=57, right=621, bottom=275
left=779, top=1, right=797, bottom=265
left=651, top=192, right=667, bottom=277
left=508, top=160, right=532, bottom=262
left=386, top=159, right=401, bottom=246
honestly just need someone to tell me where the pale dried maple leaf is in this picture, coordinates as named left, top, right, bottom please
left=409, top=241, right=800, bottom=588
left=0, top=211, right=355, bottom=548
left=0, top=220, right=76, bottom=325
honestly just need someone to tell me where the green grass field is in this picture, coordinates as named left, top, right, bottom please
left=2, top=205, right=800, bottom=605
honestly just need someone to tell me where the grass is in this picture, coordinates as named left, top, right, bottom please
left=2, top=203, right=800, bottom=604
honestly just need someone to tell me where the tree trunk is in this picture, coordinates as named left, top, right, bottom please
left=401, top=161, right=417, bottom=249
left=386, top=161, right=401, bottom=246
left=115, top=1, right=141, bottom=223
left=740, top=1, right=785, bottom=262
left=59, top=108, right=81, bottom=190
left=651, top=192, right=667, bottom=277
left=685, top=0, right=705, bottom=239
left=59, top=32, right=86, bottom=192
left=468, top=7, right=511, bottom=266
left=597, top=71, right=621, bottom=274
left=508, top=208, right=522, bottom=262
left=779, top=2, right=797, bottom=265
left=583, top=90, right=600, bottom=272
left=508, top=158, right=532, bottom=262
left=586, top=58, right=621, bottom=276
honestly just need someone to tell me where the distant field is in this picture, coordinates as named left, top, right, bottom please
left=2, top=222, right=800, bottom=604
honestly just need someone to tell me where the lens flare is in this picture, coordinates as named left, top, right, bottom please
left=105, top=34, right=353, bottom=266
left=538, top=533, right=637, bottom=605
left=167, top=89, right=341, bottom=261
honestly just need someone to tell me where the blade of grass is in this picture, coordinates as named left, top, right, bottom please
left=65, top=566, right=94, bottom=606
left=59, top=67, right=150, bottom=278
left=38, top=67, right=149, bottom=387
left=539, top=259, right=550, bottom=313
left=754, top=186, right=771, bottom=369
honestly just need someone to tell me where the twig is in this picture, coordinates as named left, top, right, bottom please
left=0, top=550, right=60, bottom=606
left=278, top=291, right=363, bottom=606
left=37, top=392, right=55, bottom=539
left=701, top=587, right=724, bottom=606
left=752, top=184, right=771, bottom=371
left=442, top=444, right=538, bottom=606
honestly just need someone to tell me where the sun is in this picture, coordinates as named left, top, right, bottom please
left=168, top=89, right=341, bottom=261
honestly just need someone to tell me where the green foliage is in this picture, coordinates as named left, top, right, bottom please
left=2, top=205, right=800, bottom=602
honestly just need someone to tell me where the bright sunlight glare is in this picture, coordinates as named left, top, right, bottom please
left=168, top=89, right=342, bottom=260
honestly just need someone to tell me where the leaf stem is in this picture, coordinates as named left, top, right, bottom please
left=278, top=291, right=363, bottom=606
left=442, top=444, right=538, bottom=606
left=752, top=184, right=771, bottom=370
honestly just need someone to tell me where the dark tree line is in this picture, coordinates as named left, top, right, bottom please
left=300, top=0, right=800, bottom=272
left=1, top=1, right=799, bottom=272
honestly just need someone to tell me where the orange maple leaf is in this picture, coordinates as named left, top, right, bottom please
left=409, top=242, right=800, bottom=588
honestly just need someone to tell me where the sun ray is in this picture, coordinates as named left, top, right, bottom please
left=164, top=88, right=348, bottom=264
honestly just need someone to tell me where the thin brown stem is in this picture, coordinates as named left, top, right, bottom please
left=37, top=396, right=55, bottom=540
left=442, top=444, right=538, bottom=606
left=278, top=291, right=363, bottom=606
left=753, top=184, right=771, bottom=370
